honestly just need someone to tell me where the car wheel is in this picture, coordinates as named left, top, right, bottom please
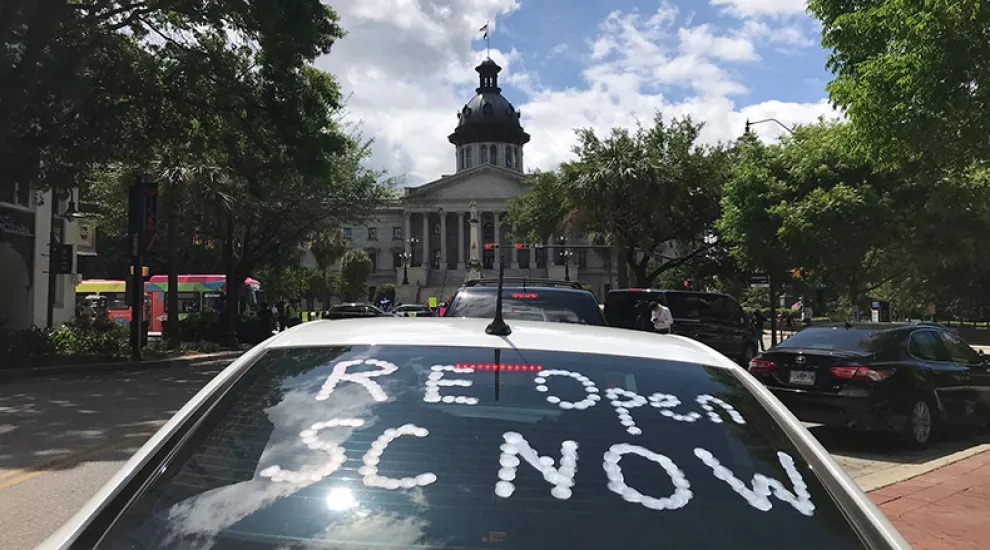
left=739, top=345, right=755, bottom=368
left=903, top=396, right=936, bottom=449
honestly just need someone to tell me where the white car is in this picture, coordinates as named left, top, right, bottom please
left=40, top=317, right=908, bottom=549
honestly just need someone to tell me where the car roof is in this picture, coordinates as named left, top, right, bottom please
left=606, top=288, right=736, bottom=299
left=457, top=285, right=595, bottom=296
left=267, top=317, right=737, bottom=368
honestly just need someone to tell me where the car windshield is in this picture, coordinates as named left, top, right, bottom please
left=447, top=288, right=605, bottom=325
left=775, top=327, right=887, bottom=354
left=96, top=345, right=866, bottom=550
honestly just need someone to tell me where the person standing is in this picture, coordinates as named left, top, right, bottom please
left=752, top=309, right=766, bottom=351
left=650, top=300, right=673, bottom=334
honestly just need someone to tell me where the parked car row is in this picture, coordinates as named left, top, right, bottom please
left=440, top=278, right=990, bottom=449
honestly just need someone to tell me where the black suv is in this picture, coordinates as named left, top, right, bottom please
left=444, top=278, right=606, bottom=326
left=603, top=289, right=759, bottom=364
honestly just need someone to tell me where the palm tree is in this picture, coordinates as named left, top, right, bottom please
left=309, top=225, right=348, bottom=307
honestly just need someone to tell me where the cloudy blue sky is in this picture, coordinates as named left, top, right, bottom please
left=315, top=0, right=836, bottom=186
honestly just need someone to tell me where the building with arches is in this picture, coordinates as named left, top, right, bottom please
left=308, top=57, right=631, bottom=303
left=0, top=186, right=84, bottom=329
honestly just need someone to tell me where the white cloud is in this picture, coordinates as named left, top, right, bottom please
left=710, top=0, right=808, bottom=18
left=737, top=19, right=814, bottom=46
left=316, top=0, right=835, bottom=186
left=678, top=24, right=758, bottom=61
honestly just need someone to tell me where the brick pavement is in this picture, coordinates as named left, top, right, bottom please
left=868, top=450, right=990, bottom=549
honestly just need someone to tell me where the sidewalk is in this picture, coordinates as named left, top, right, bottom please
left=868, top=449, right=990, bottom=549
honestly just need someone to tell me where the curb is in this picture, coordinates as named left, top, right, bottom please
left=0, top=351, right=243, bottom=381
left=858, top=444, right=990, bottom=493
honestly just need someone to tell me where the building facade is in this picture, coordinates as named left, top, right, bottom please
left=0, top=184, right=87, bottom=329
left=306, top=58, right=629, bottom=303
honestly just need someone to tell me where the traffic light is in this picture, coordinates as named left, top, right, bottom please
left=791, top=268, right=807, bottom=280
left=484, top=243, right=501, bottom=250
left=683, top=278, right=692, bottom=288
left=129, top=265, right=150, bottom=277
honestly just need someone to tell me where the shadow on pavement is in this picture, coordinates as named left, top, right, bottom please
left=0, top=360, right=229, bottom=473
left=808, top=423, right=990, bottom=464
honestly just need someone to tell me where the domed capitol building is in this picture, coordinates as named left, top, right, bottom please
left=309, top=57, right=624, bottom=303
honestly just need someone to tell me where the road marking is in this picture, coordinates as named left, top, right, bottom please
left=0, top=428, right=160, bottom=490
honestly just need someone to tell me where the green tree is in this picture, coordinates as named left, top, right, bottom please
left=340, top=249, right=372, bottom=301
left=773, top=122, right=912, bottom=318
left=809, top=0, right=990, bottom=168
left=2, top=0, right=346, bottom=193
left=310, top=224, right=349, bottom=306
left=507, top=115, right=729, bottom=287
left=718, top=134, right=795, bottom=342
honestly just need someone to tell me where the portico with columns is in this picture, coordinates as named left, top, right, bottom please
left=307, top=55, right=620, bottom=303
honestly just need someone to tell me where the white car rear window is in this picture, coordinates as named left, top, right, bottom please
left=96, top=346, right=868, bottom=550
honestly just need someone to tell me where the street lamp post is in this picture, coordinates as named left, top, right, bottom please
left=558, top=235, right=573, bottom=282
left=744, top=118, right=796, bottom=135
left=402, top=237, right=419, bottom=285
left=47, top=191, right=84, bottom=328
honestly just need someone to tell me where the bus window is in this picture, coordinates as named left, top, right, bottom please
left=104, top=292, right=129, bottom=310
left=203, top=292, right=224, bottom=311
left=165, top=292, right=202, bottom=314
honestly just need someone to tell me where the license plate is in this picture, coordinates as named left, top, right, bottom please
left=789, top=371, right=816, bottom=385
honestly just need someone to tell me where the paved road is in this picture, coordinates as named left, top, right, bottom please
left=1, top=361, right=987, bottom=550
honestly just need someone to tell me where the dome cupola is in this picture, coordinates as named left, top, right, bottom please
left=449, top=58, right=530, bottom=173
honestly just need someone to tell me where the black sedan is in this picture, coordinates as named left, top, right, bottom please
left=748, top=323, right=990, bottom=448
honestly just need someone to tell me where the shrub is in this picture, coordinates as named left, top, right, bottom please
left=49, top=323, right=129, bottom=356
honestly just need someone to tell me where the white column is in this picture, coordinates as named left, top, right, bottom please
left=457, top=212, right=465, bottom=269
left=404, top=212, right=412, bottom=256
left=422, top=213, right=430, bottom=268
left=439, top=212, right=448, bottom=268
left=493, top=213, right=501, bottom=265
left=511, top=224, right=519, bottom=268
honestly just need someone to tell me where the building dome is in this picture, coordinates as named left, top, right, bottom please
left=448, top=58, right=531, bottom=147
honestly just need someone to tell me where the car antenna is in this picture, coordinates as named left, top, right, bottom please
left=485, top=251, right=512, bottom=336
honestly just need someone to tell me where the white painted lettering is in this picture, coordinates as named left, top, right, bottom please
left=259, top=418, right=364, bottom=484
left=648, top=393, right=702, bottom=422
left=315, top=359, right=397, bottom=402
left=495, top=431, right=578, bottom=500
left=534, top=369, right=601, bottom=410
left=606, top=388, right=647, bottom=436
left=360, top=424, right=438, bottom=490
left=694, top=448, right=815, bottom=516
left=603, top=443, right=693, bottom=511
left=424, top=365, right=478, bottom=405
left=696, top=395, right=746, bottom=425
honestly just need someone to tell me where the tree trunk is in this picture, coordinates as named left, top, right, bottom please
left=769, top=272, right=778, bottom=347
left=849, top=275, right=860, bottom=321
left=615, top=237, right=628, bottom=288
left=166, top=187, right=180, bottom=349
left=221, top=213, right=239, bottom=348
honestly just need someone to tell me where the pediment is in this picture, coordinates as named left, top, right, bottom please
left=406, top=165, right=527, bottom=201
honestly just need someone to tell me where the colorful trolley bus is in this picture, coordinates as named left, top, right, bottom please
left=76, top=275, right=263, bottom=333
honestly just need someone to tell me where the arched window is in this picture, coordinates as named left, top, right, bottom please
left=480, top=144, right=489, bottom=164
left=465, top=146, right=473, bottom=168
left=505, top=146, right=513, bottom=168
left=490, top=145, right=497, bottom=165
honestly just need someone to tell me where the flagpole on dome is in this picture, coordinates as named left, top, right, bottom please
left=480, top=20, right=490, bottom=59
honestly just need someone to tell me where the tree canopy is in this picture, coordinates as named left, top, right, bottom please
left=506, top=114, right=730, bottom=287
left=809, top=0, right=990, bottom=168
